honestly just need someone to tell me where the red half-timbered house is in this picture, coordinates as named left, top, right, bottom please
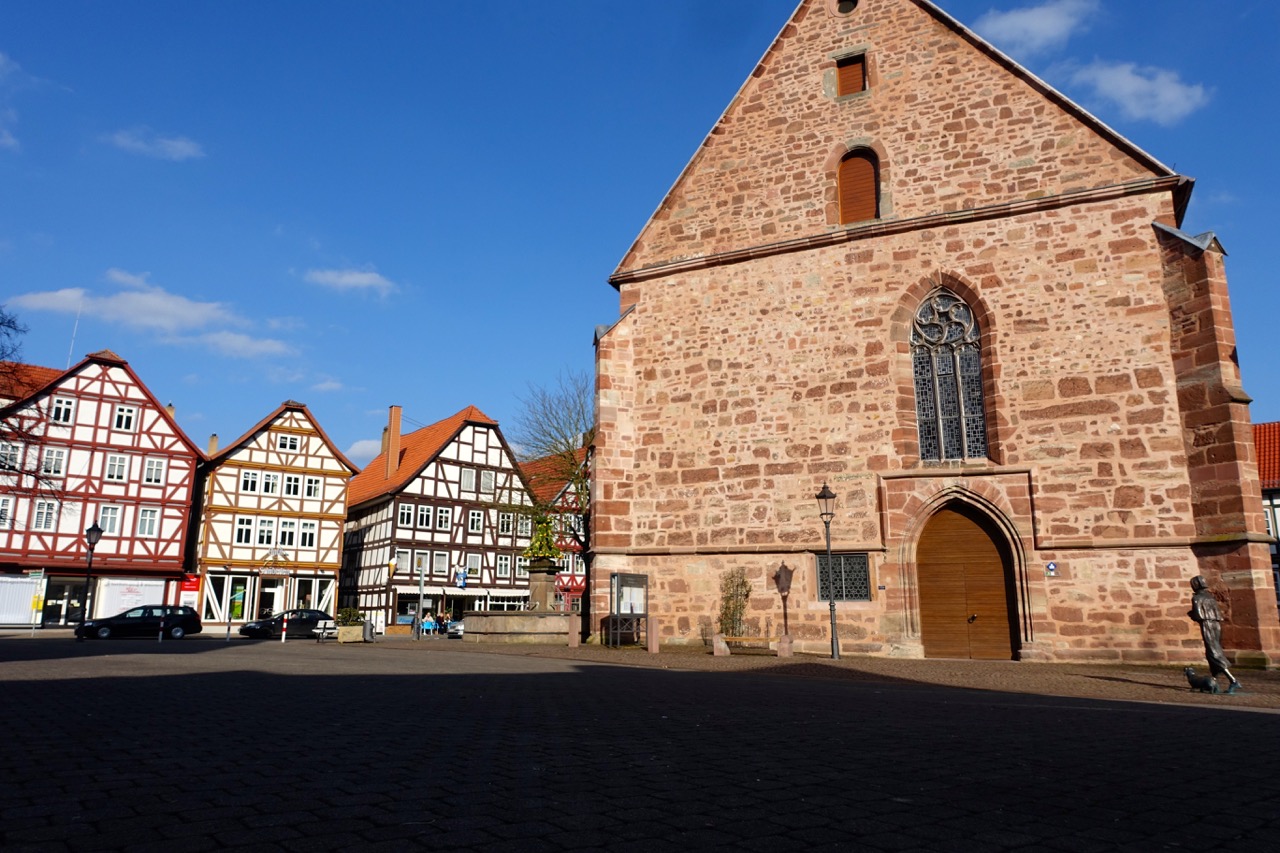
left=193, top=400, right=357, bottom=630
left=521, top=446, right=590, bottom=610
left=341, top=405, right=534, bottom=633
left=0, top=350, right=203, bottom=626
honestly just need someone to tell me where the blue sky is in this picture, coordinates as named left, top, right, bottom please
left=3, top=0, right=1277, bottom=466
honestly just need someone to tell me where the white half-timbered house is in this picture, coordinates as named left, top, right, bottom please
left=341, top=405, right=534, bottom=633
left=0, top=350, right=202, bottom=626
left=193, top=400, right=357, bottom=630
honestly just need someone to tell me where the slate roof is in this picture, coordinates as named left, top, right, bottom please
left=347, top=405, right=497, bottom=509
left=1255, top=421, right=1280, bottom=491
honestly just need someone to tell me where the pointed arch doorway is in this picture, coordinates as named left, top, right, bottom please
left=916, top=503, right=1018, bottom=660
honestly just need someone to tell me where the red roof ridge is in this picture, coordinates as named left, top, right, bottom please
left=1254, top=421, right=1280, bottom=491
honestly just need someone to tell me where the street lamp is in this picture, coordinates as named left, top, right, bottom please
left=815, top=483, right=839, bottom=660
left=77, top=521, right=104, bottom=643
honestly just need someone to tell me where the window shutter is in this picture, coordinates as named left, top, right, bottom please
left=836, top=55, right=866, bottom=96
left=838, top=152, right=878, bottom=223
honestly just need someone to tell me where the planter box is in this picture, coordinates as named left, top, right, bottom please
left=336, top=625, right=365, bottom=643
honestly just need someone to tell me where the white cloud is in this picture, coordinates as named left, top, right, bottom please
left=10, top=269, right=293, bottom=360
left=1069, top=61, right=1211, bottom=126
left=974, top=0, right=1098, bottom=57
left=304, top=267, right=397, bottom=296
left=105, top=127, right=205, bottom=161
left=187, top=331, right=295, bottom=359
left=0, top=55, right=23, bottom=151
left=311, top=378, right=344, bottom=392
left=345, top=438, right=382, bottom=467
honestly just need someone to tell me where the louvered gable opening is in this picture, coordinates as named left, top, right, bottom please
left=838, top=151, right=878, bottom=224
left=836, top=54, right=866, bottom=96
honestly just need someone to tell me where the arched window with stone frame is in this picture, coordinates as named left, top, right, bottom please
left=911, top=287, right=989, bottom=462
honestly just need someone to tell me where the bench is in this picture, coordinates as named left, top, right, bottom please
left=313, top=620, right=336, bottom=643
left=713, top=633, right=792, bottom=658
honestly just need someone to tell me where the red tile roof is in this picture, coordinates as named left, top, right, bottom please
left=0, top=361, right=64, bottom=402
left=520, top=447, right=588, bottom=505
left=1255, top=421, right=1280, bottom=491
left=347, top=405, right=497, bottom=508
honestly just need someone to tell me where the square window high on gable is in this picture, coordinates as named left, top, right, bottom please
left=836, top=54, right=866, bottom=97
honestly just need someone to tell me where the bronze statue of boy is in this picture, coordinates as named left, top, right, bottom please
left=1187, top=575, right=1242, bottom=694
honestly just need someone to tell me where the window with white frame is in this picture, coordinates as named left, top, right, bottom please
left=305, top=477, right=321, bottom=498
left=277, top=434, right=299, bottom=452
left=241, top=470, right=258, bottom=493
left=137, top=508, right=159, bottom=537
left=143, top=458, right=165, bottom=485
left=417, top=505, right=432, bottom=528
left=299, top=521, right=317, bottom=548
left=497, top=554, right=511, bottom=578
left=41, top=448, right=66, bottom=477
left=50, top=397, right=75, bottom=424
left=0, top=496, right=11, bottom=528
left=105, top=454, right=128, bottom=482
left=466, top=553, right=481, bottom=577
left=395, top=549, right=410, bottom=573
left=436, top=507, right=451, bottom=530
left=499, top=512, right=513, bottom=535
left=433, top=551, right=449, bottom=576
left=517, top=515, right=532, bottom=537
left=284, top=475, right=301, bottom=497
left=257, top=517, right=275, bottom=545
left=468, top=509, right=483, bottom=533
left=33, top=500, right=58, bottom=530
left=278, top=519, right=296, bottom=547
left=516, top=556, right=529, bottom=578
left=0, top=441, right=19, bottom=470
left=113, top=405, right=137, bottom=432
left=261, top=473, right=279, bottom=495
left=415, top=551, right=429, bottom=576
left=481, top=470, right=495, bottom=494
left=398, top=503, right=413, bottom=526
left=236, top=517, right=254, bottom=545
left=461, top=469, right=476, bottom=491
left=98, top=506, right=120, bottom=535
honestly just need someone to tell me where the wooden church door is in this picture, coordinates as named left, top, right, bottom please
left=916, top=505, right=1017, bottom=660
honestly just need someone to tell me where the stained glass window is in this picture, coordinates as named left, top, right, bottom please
left=911, top=288, right=988, bottom=461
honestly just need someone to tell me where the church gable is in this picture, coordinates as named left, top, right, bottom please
left=617, top=0, right=1175, bottom=277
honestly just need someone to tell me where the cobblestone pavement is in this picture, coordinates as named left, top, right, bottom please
left=2, top=632, right=1278, bottom=852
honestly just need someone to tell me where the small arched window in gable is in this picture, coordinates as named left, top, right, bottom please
left=838, top=149, right=879, bottom=224
left=911, top=288, right=988, bottom=462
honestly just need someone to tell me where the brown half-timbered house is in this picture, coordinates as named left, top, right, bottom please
left=192, top=400, right=357, bottom=630
left=341, top=405, right=534, bottom=632
left=0, top=350, right=203, bottom=626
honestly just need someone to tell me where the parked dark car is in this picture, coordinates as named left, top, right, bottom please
left=76, top=605, right=202, bottom=640
left=239, top=609, right=332, bottom=639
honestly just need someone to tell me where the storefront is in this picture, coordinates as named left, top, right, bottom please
left=200, top=567, right=337, bottom=628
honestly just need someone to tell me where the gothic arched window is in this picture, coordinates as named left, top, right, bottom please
left=911, top=288, right=988, bottom=461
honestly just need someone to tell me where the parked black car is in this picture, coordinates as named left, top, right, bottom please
left=239, top=608, right=332, bottom=639
left=76, top=605, right=203, bottom=640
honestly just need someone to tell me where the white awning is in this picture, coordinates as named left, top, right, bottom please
left=485, top=590, right=531, bottom=598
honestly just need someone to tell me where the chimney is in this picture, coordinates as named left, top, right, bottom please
left=207, top=434, right=219, bottom=455
left=384, top=405, right=402, bottom=480
left=165, top=402, right=176, bottom=419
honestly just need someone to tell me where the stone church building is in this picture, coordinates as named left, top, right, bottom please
left=590, top=0, right=1280, bottom=665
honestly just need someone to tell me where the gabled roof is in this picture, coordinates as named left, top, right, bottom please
left=1255, top=422, right=1280, bottom=492
left=347, top=405, right=498, bottom=508
left=0, top=351, right=206, bottom=460
left=0, top=361, right=63, bottom=402
left=208, top=399, right=358, bottom=474
left=520, top=446, right=588, bottom=506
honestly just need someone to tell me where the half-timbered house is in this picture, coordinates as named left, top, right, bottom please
left=341, top=405, right=534, bottom=633
left=0, top=350, right=202, bottom=626
left=192, top=400, right=357, bottom=630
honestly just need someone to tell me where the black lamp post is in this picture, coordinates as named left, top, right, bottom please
left=815, top=483, right=839, bottom=660
left=77, top=521, right=104, bottom=643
